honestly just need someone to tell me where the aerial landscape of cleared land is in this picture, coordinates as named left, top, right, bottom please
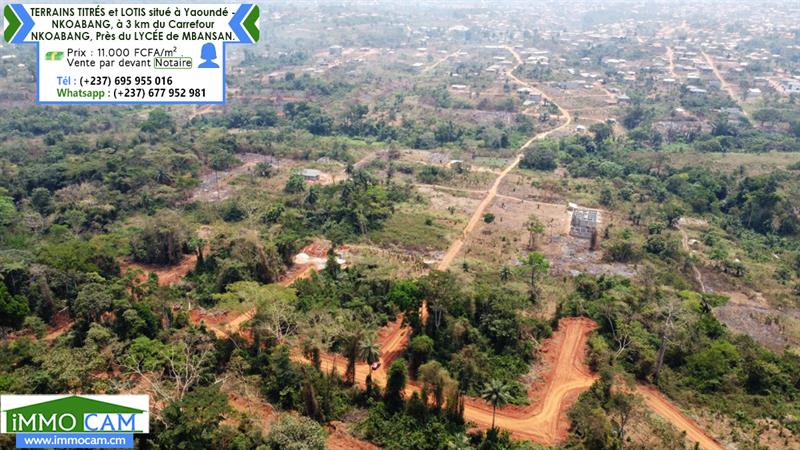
left=1, top=1, right=800, bottom=449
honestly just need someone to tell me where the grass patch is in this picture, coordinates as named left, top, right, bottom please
left=367, top=206, right=455, bottom=252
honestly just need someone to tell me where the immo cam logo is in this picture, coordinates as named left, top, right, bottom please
left=0, top=395, right=149, bottom=449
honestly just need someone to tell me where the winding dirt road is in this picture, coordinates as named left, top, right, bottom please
left=436, top=46, right=573, bottom=271
left=310, top=318, right=598, bottom=444
left=464, top=318, right=597, bottom=442
left=310, top=317, right=724, bottom=449
left=201, top=45, right=720, bottom=450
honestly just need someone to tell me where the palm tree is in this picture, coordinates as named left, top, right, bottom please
left=499, top=266, right=511, bottom=282
left=343, top=330, right=362, bottom=386
left=447, top=433, right=471, bottom=450
left=359, top=337, right=381, bottom=393
left=480, top=379, right=512, bottom=430
left=359, top=338, right=381, bottom=366
left=305, top=186, right=319, bottom=207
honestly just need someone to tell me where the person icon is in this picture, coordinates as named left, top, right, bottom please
left=198, top=43, right=219, bottom=69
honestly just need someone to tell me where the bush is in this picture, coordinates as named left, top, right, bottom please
left=604, top=240, right=641, bottom=263
left=284, top=174, right=306, bottom=194
left=266, top=414, right=326, bottom=450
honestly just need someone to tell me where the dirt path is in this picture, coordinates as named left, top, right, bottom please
left=422, top=48, right=461, bottom=74
left=666, top=46, right=677, bottom=78
left=436, top=46, right=573, bottom=271
left=414, top=183, right=487, bottom=195
left=702, top=50, right=749, bottom=119
left=187, top=104, right=215, bottom=121
left=435, top=153, right=522, bottom=270
left=678, top=224, right=706, bottom=293
left=120, top=253, right=198, bottom=286
left=43, top=324, right=71, bottom=341
left=310, top=317, right=723, bottom=449
left=327, top=422, right=380, bottom=450
left=637, top=384, right=725, bottom=450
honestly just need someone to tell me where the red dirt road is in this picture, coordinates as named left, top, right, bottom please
left=120, top=253, right=198, bottom=286
left=310, top=318, right=597, bottom=445
left=463, top=317, right=596, bottom=442
left=637, top=384, right=725, bottom=450
left=309, top=317, right=724, bottom=449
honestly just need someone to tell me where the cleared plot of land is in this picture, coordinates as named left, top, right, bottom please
left=635, top=151, right=800, bottom=176
left=189, top=153, right=277, bottom=203
left=366, top=202, right=469, bottom=253
left=678, top=218, right=800, bottom=353
left=455, top=196, right=570, bottom=267
left=498, top=171, right=568, bottom=204
left=714, top=290, right=800, bottom=353
left=342, top=244, right=430, bottom=278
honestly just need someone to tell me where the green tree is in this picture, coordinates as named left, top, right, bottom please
left=590, top=122, right=613, bottom=146
left=30, top=188, right=53, bottom=215
left=421, top=271, right=460, bottom=331
left=526, top=215, right=545, bottom=250
left=384, top=358, right=408, bottom=413
left=480, top=379, right=512, bottom=430
left=447, top=434, right=471, bottom=450
left=219, top=282, right=299, bottom=343
left=158, top=385, right=230, bottom=449
left=0, top=284, right=29, bottom=329
left=499, top=266, right=511, bottom=282
left=343, top=330, right=363, bottom=386
left=523, top=252, right=550, bottom=303
left=607, top=391, right=640, bottom=447
left=418, top=360, right=456, bottom=410
left=359, top=337, right=381, bottom=393
left=409, top=335, right=434, bottom=377
left=22, top=316, right=47, bottom=338
left=686, top=340, right=741, bottom=392
left=72, top=282, right=113, bottom=323
left=285, top=174, right=306, bottom=194
left=520, top=146, right=558, bottom=171
left=305, top=186, right=319, bottom=207
left=0, top=195, right=16, bottom=227
left=129, top=211, right=190, bottom=265
left=622, top=105, right=650, bottom=129
left=140, top=108, right=176, bottom=133
left=255, top=161, right=274, bottom=177
left=790, top=120, right=800, bottom=138
left=751, top=108, right=783, bottom=127
left=387, top=280, right=421, bottom=313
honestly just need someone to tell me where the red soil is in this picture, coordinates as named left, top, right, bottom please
left=119, top=253, right=198, bottom=286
